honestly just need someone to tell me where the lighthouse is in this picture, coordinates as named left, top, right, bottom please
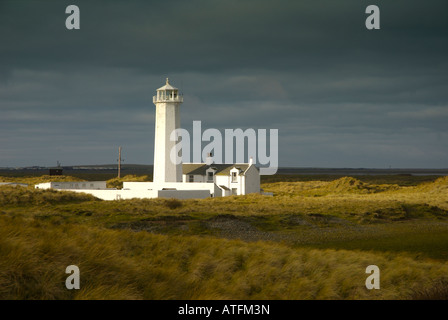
left=153, top=78, right=183, bottom=183
left=35, top=78, right=261, bottom=200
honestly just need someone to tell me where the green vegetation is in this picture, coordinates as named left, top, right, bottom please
left=1, top=174, right=448, bottom=299
left=0, top=174, right=84, bottom=186
left=106, top=174, right=151, bottom=189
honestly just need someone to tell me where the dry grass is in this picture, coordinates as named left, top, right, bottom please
left=106, top=175, right=151, bottom=189
left=0, top=175, right=84, bottom=186
left=1, top=174, right=448, bottom=299
left=0, top=185, right=98, bottom=205
left=1, top=214, right=448, bottom=300
left=163, top=198, right=183, bottom=210
left=409, top=278, right=448, bottom=300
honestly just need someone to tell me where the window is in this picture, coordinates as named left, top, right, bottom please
left=207, top=172, right=214, bottom=182
left=189, top=175, right=194, bottom=182
left=232, top=188, right=238, bottom=195
left=231, top=172, right=237, bottom=183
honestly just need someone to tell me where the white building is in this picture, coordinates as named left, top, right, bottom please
left=35, top=79, right=260, bottom=200
left=182, top=162, right=260, bottom=196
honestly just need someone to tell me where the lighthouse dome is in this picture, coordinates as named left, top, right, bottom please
left=157, top=78, right=178, bottom=91
left=153, top=78, right=183, bottom=103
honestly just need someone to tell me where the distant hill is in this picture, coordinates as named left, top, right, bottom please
left=1, top=165, right=447, bottom=177
left=0, top=164, right=153, bottom=176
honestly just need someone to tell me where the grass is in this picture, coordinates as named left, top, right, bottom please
left=260, top=174, right=442, bottom=186
left=1, top=214, right=448, bottom=300
left=0, top=174, right=84, bottom=185
left=106, top=174, right=152, bottom=189
left=0, top=173, right=448, bottom=299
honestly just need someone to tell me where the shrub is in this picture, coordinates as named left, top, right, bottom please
left=106, top=175, right=151, bottom=189
left=164, top=198, right=183, bottom=210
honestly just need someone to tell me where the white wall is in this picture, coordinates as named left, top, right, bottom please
left=122, top=182, right=154, bottom=190
left=64, top=187, right=212, bottom=200
left=229, top=168, right=244, bottom=195
left=67, top=188, right=158, bottom=200
left=243, top=165, right=260, bottom=194
left=214, top=165, right=260, bottom=195
left=215, top=174, right=241, bottom=195
left=123, top=181, right=221, bottom=197
left=35, top=182, right=52, bottom=189
left=35, top=181, right=107, bottom=190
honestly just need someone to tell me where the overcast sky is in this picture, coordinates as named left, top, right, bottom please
left=1, top=0, right=447, bottom=168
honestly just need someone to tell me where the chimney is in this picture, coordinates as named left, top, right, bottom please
left=249, top=157, right=253, bottom=166
left=206, top=153, right=213, bottom=165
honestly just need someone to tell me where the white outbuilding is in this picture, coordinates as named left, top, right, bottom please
left=182, top=162, right=260, bottom=196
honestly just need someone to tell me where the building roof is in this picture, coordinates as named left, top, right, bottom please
left=182, top=163, right=254, bottom=176
left=157, top=78, right=178, bottom=91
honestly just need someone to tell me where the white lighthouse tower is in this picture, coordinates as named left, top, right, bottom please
left=152, top=78, right=183, bottom=183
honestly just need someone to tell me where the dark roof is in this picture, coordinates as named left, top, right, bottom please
left=182, top=163, right=254, bottom=176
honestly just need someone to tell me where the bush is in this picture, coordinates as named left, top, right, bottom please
left=164, top=198, right=183, bottom=210
left=106, top=175, right=151, bottom=189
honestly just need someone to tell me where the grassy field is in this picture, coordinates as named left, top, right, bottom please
left=1, top=173, right=448, bottom=299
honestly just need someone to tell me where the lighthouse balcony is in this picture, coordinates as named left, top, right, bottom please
left=153, top=95, right=183, bottom=103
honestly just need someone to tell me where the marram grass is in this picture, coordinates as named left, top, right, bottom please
left=0, top=174, right=448, bottom=299
left=1, top=215, right=448, bottom=300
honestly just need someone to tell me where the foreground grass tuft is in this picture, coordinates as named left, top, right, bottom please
left=410, top=279, right=448, bottom=300
left=164, top=198, right=183, bottom=210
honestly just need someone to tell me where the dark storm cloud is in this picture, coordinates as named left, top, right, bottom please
left=0, top=0, right=447, bottom=167
left=2, top=0, right=446, bottom=73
